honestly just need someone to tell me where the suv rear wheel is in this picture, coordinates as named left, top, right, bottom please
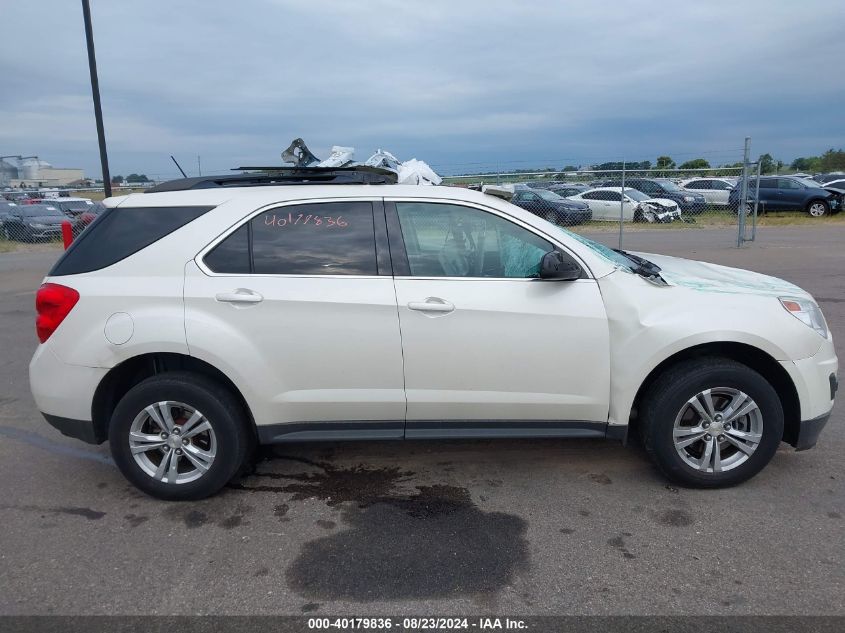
left=109, top=372, right=251, bottom=500
left=641, top=358, right=783, bottom=488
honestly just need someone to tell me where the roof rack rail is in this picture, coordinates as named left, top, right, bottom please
left=145, top=166, right=398, bottom=193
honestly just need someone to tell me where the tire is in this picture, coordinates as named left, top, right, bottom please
left=806, top=200, right=829, bottom=218
left=109, top=371, right=251, bottom=500
left=640, top=357, right=783, bottom=488
left=2, top=227, right=10, bottom=241
left=543, top=210, right=559, bottom=225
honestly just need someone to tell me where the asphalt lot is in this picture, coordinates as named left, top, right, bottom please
left=0, top=226, right=842, bottom=616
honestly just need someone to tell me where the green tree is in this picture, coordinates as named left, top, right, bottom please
left=819, top=149, right=845, bottom=172
left=655, top=155, right=675, bottom=169
left=678, top=158, right=711, bottom=170
left=111, top=175, right=123, bottom=184
left=790, top=157, right=821, bottom=172
left=758, top=153, right=777, bottom=174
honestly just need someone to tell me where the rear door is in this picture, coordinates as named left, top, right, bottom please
left=387, top=199, right=610, bottom=437
left=184, top=199, right=406, bottom=440
left=778, top=178, right=808, bottom=211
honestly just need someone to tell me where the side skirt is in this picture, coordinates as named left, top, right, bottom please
left=256, top=420, right=626, bottom=444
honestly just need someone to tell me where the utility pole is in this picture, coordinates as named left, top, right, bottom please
left=197, top=155, right=202, bottom=177
left=81, top=0, right=112, bottom=198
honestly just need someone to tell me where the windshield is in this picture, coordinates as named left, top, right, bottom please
left=23, top=206, right=64, bottom=217
left=549, top=226, right=635, bottom=271
left=655, top=179, right=682, bottom=192
left=624, top=189, right=649, bottom=202
left=536, top=189, right=564, bottom=202
left=796, top=177, right=820, bottom=188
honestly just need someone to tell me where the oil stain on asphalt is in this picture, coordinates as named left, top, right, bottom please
left=234, top=453, right=530, bottom=601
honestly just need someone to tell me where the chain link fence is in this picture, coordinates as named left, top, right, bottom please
left=441, top=158, right=764, bottom=248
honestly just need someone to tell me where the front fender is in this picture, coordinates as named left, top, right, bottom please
left=598, top=271, right=821, bottom=426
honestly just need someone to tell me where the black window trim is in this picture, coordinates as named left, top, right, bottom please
left=196, top=197, right=392, bottom=278
left=383, top=197, right=591, bottom=281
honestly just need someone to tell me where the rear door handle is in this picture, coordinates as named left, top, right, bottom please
left=407, top=297, right=455, bottom=313
left=215, top=289, right=263, bottom=304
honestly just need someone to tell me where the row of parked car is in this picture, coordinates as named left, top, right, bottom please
left=504, top=173, right=845, bottom=226
left=0, top=195, right=105, bottom=241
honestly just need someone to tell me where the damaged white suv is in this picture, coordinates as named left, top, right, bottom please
left=30, top=168, right=838, bottom=500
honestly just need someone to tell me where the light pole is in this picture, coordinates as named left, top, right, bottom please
left=81, top=0, right=112, bottom=198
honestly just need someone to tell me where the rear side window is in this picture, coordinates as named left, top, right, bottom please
left=204, top=201, right=378, bottom=276
left=50, top=206, right=214, bottom=276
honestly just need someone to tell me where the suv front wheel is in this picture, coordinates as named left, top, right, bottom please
left=641, top=358, right=783, bottom=488
left=109, top=372, right=251, bottom=500
left=806, top=200, right=829, bottom=217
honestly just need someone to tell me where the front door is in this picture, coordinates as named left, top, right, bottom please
left=387, top=200, right=610, bottom=437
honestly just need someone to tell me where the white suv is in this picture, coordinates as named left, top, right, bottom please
left=29, top=168, right=838, bottom=500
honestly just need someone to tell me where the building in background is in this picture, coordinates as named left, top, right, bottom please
left=0, top=156, right=85, bottom=188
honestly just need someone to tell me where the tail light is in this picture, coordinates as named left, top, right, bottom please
left=35, top=283, right=79, bottom=343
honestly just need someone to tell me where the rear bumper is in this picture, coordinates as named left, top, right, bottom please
left=42, top=413, right=104, bottom=445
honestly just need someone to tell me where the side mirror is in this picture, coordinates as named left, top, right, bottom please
left=539, top=250, right=582, bottom=280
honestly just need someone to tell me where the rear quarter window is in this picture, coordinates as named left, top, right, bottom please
left=49, top=205, right=215, bottom=276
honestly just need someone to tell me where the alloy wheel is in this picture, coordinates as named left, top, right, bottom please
left=808, top=202, right=827, bottom=217
left=672, top=387, right=762, bottom=473
left=128, top=401, right=217, bottom=484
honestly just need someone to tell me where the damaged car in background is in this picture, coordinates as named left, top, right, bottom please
left=510, top=185, right=592, bottom=226
left=565, top=187, right=683, bottom=222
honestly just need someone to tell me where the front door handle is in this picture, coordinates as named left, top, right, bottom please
left=215, top=289, right=264, bottom=304
left=407, top=297, right=455, bottom=313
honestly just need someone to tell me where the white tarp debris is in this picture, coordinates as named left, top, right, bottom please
left=281, top=138, right=441, bottom=185
left=317, top=146, right=355, bottom=168
left=363, top=149, right=401, bottom=171
left=397, top=158, right=442, bottom=186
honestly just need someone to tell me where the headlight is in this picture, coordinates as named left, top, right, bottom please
left=779, top=297, right=828, bottom=338
left=683, top=196, right=694, bottom=202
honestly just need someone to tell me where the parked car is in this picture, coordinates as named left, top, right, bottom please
left=815, top=173, right=845, bottom=185
left=0, top=201, right=18, bottom=226
left=566, top=187, right=682, bottom=222
left=511, top=187, right=592, bottom=226
left=729, top=176, right=843, bottom=217
left=30, top=168, right=837, bottom=500
left=3, top=204, right=67, bottom=241
left=679, top=178, right=735, bottom=207
left=72, top=201, right=107, bottom=236
left=601, top=178, right=707, bottom=214
left=819, top=178, right=845, bottom=191
left=47, top=197, right=96, bottom=219
left=548, top=183, right=590, bottom=198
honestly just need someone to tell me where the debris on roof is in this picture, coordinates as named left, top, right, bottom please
left=279, top=138, right=441, bottom=186
left=318, top=146, right=355, bottom=168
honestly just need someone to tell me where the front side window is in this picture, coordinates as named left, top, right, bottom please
left=204, top=201, right=378, bottom=276
left=396, top=202, right=553, bottom=278
left=778, top=178, right=803, bottom=190
left=687, top=180, right=708, bottom=190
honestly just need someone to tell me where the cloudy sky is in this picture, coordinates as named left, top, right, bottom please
left=1, top=0, right=843, bottom=179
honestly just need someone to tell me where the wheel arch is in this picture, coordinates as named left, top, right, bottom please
left=628, top=342, right=800, bottom=445
left=91, top=352, right=256, bottom=443
left=805, top=198, right=829, bottom=213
